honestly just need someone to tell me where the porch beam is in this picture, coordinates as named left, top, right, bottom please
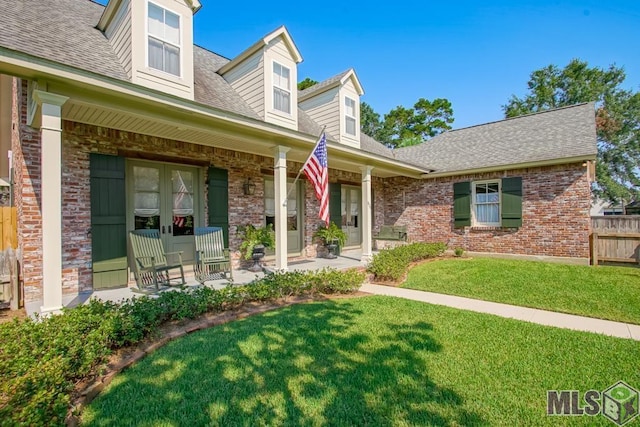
left=273, top=146, right=290, bottom=270
left=360, top=165, right=374, bottom=263
left=33, top=90, right=68, bottom=315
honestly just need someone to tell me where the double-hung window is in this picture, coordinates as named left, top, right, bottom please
left=345, top=97, right=356, bottom=136
left=273, top=62, right=291, bottom=114
left=454, top=177, right=522, bottom=228
left=148, top=2, right=180, bottom=76
left=472, top=180, right=501, bottom=226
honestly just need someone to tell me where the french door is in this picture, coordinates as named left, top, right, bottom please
left=128, top=161, right=200, bottom=263
left=341, top=186, right=361, bottom=247
left=264, top=178, right=303, bottom=253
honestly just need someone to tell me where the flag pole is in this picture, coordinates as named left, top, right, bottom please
left=283, top=125, right=326, bottom=204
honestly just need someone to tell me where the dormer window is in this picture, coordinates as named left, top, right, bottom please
left=147, top=2, right=181, bottom=76
left=273, top=62, right=291, bottom=114
left=345, top=97, right=356, bottom=136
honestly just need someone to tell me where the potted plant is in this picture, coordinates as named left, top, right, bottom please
left=313, top=222, right=347, bottom=259
left=237, top=224, right=276, bottom=271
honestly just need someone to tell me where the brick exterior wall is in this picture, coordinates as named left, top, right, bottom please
left=380, top=165, right=592, bottom=259
left=12, top=78, right=591, bottom=302
left=13, top=80, right=44, bottom=302
left=14, top=79, right=364, bottom=301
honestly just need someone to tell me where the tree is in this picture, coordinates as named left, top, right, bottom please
left=379, top=98, right=454, bottom=148
left=298, top=77, right=318, bottom=91
left=503, top=59, right=640, bottom=204
left=301, top=81, right=455, bottom=149
left=360, top=101, right=383, bottom=140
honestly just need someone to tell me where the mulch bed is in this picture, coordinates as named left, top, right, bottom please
left=0, top=305, right=27, bottom=324
left=67, top=291, right=370, bottom=426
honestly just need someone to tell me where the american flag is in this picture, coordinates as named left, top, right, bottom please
left=303, top=132, right=329, bottom=225
left=173, top=215, right=185, bottom=228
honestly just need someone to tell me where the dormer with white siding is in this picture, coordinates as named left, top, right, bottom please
left=97, top=0, right=201, bottom=100
left=218, top=26, right=303, bottom=131
left=299, top=69, right=364, bottom=148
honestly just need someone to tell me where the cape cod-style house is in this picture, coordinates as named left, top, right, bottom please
left=0, top=0, right=597, bottom=314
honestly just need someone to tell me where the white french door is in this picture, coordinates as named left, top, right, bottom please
left=264, top=178, right=303, bottom=253
left=341, top=186, right=361, bottom=247
left=128, top=160, right=200, bottom=263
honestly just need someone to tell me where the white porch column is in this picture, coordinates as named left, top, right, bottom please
left=35, top=91, right=68, bottom=315
left=360, top=165, right=374, bottom=263
left=273, top=146, right=290, bottom=270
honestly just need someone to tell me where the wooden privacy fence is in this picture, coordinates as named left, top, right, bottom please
left=591, top=216, right=640, bottom=265
left=0, top=207, right=17, bottom=250
left=0, top=207, right=18, bottom=309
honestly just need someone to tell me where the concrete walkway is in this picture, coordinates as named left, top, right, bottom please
left=360, top=283, right=640, bottom=341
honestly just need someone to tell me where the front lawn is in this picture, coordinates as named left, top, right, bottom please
left=82, top=296, right=639, bottom=426
left=402, top=258, right=640, bottom=324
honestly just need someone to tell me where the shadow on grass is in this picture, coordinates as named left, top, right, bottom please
left=83, top=298, right=485, bottom=426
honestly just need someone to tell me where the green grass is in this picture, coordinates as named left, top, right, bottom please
left=402, top=258, right=640, bottom=324
left=81, top=296, right=639, bottom=426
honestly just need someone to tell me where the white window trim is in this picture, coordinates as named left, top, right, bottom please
left=471, top=179, right=501, bottom=227
left=344, top=96, right=357, bottom=136
left=272, top=60, right=292, bottom=115
left=146, top=1, right=182, bottom=78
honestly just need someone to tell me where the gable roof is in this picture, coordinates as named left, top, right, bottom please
left=298, top=68, right=364, bottom=101
left=0, top=0, right=316, bottom=133
left=98, top=0, right=202, bottom=31
left=394, top=103, right=598, bottom=175
left=218, top=26, right=303, bottom=75
left=0, top=0, right=597, bottom=178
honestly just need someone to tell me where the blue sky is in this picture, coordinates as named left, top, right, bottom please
left=96, top=0, right=640, bottom=130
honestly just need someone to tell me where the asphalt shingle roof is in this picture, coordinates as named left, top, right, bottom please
left=394, top=103, right=598, bottom=173
left=0, top=0, right=597, bottom=175
left=298, top=70, right=350, bottom=99
left=0, top=0, right=128, bottom=80
left=0, top=0, right=319, bottom=132
left=193, top=47, right=261, bottom=119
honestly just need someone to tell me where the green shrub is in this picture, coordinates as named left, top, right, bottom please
left=367, top=242, right=446, bottom=281
left=0, top=268, right=364, bottom=426
left=454, top=247, right=464, bottom=257
left=0, top=300, right=121, bottom=425
left=313, top=268, right=364, bottom=294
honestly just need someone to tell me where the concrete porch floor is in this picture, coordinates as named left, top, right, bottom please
left=25, top=249, right=368, bottom=316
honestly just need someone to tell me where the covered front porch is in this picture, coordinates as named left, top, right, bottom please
left=4, top=66, right=429, bottom=315
left=24, top=248, right=369, bottom=317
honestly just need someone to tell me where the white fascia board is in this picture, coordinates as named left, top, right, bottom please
left=97, top=0, right=123, bottom=31
left=0, top=47, right=428, bottom=176
left=219, top=26, right=302, bottom=75
left=263, top=26, right=303, bottom=63
left=341, top=69, right=364, bottom=96
left=326, top=141, right=430, bottom=175
left=186, top=0, right=202, bottom=14
left=422, top=155, right=597, bottom=179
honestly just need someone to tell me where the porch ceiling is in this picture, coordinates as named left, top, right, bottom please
left=61, top=99, right=424, bottom=178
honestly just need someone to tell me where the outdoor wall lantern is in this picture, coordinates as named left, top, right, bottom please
left=243, top=177, right=256, bottom=196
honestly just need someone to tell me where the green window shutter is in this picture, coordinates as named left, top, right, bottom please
left=501, top=177, right=522, bottom=228
left=207, top=167, right=229, bottom=246
left=90, top=154, right=127, bottom=289
left=329, top=183, right=341, bottom=226
left=453, top=181, right=471, bottom=228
